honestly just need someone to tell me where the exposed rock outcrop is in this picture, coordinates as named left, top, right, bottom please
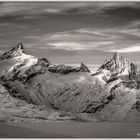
left=97, top=52, right=140, bottom=80
left=0, top=83, right=88, bottom=123
left=0, top=43, right=25, bottom=61
left=48, top=62, right=90, bottom=74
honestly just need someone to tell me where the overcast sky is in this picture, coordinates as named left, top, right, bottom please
left=1, top=2, right=140, bottom=69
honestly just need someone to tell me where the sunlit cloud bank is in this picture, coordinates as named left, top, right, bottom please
left=108, top=45, right=140, bottom=53
left=38, top=23, right=140, bottom=53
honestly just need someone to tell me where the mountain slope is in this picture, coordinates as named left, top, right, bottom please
left=0, top=83, right=95, bottom=123
left=93, top=52, right=140, bottom=121
left=0, top=43, right=140, bottom=122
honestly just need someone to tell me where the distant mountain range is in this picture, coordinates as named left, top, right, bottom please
left=0, top=43, right=140, bottom=122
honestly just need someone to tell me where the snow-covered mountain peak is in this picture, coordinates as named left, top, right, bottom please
left=97, top=52, right=131, bottom=77
left=112, top=52, right=120, bottom=59
left=93, top=52, right=140, bottom=85
left=11, top=43, right=25, bottom=57
left=0, top=43, right=26, bottom=61
left=0, top=43, right=38, bottom=74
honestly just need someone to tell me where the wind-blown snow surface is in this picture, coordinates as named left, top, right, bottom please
left=8, top=53, right=38, bottom=73
left=0, top=84, right=101, bottom=123
left=1, top=44, right=140, bottom=122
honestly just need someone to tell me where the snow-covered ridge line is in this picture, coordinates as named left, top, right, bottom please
left=0, top=43, right=38, bottom=74
left=0, top=43, right=140, bottom=122
left=0, top=43, right=25, bottom=60
left=96, top=52, right=140, bottom=81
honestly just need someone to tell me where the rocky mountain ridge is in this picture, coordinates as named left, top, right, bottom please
left=1, top=43, right=90, bottom=82
left=0, top=43, right=140, bottom=122
left=0, top=43, right=25, bottom=61
left=96, top=52, right=140, bottom=81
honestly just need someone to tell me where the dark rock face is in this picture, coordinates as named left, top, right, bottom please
left=78, top=63, right=90, bottom=72
left=38, top=58, right=50, bottom=66
left=0, top=43, right=25, bottom=61
left=9, top=58, right=50, bottom=82
left=24, top=58, right=51, bottom=81
left=98, top=52, right=129, bottom=75
left=48, top=63, right=90, bottom=74
left=129, top=63, right=140, bottom=80
left=48, top=64, right=75, bottom=74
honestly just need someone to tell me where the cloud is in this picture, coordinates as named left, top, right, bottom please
left=125, top=20, right=140, bottom=29
left=95, top=2, right=138, bottom=10
left=11, top=19, right=140, bottom=54
left=77, top=28, right=111, bottom=37
left=41, top=26, right=140, bottom=52
left=0, top=22, right=13, bottom=27
left=120, top=20, right=140, bottom=37
left=49, top=42, right=85, bottom=50
left=43, top=8, right=62, bottom=13
left=1, top=2, right=140, bottom=66
left=22, top=36, right=41, bottom=39
left=24, top=43, right=34, bottom=49
left=48, top=41, right=114, bottom=51
left=86, top=2, right=137, bottom=11
left=108, top=45, right=140, bottom=53
left=23, top=24, right=140, bottom=53
left=0, top=3, right=91, bottom=17
left=77, top=28, right=121, bottom=39
left=0, top=50, right=5, bottom=54
left=0, top=2, right=139, bottom=17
